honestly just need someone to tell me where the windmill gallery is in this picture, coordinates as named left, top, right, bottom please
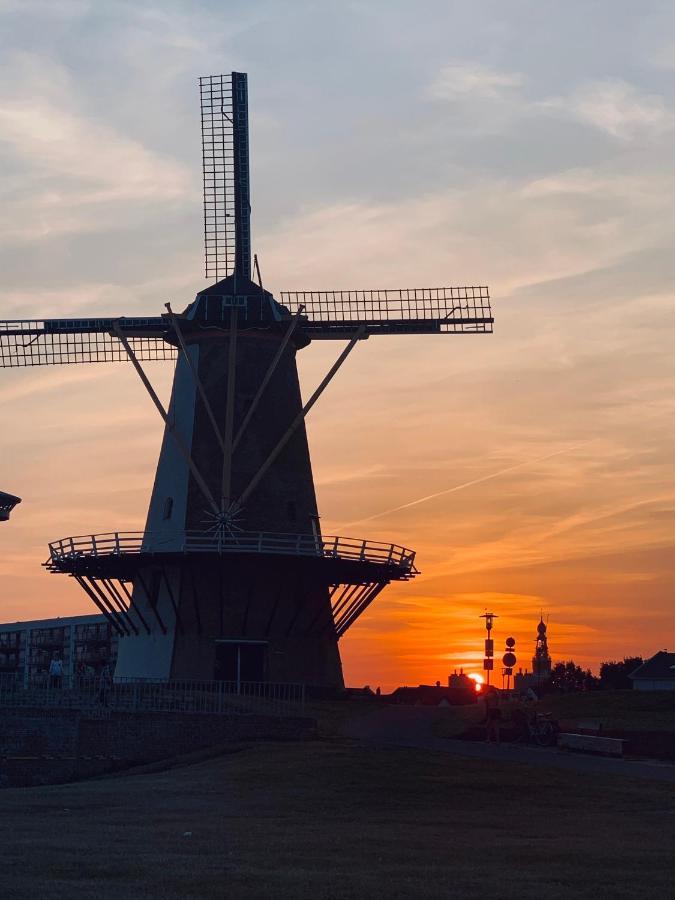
left=0, top=74, right=493, bottom=689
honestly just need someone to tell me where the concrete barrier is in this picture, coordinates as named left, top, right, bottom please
left=558, top=732, right=624, bottom=757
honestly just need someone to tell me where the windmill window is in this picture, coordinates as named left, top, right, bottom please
left=163, top=497, right=174, bottom=520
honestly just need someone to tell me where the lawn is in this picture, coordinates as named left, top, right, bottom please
left=533, top=689, right=675, bottom=732
left=1, top=738, right=673, bottom=899
left=431, top=690, right=675, bottom=746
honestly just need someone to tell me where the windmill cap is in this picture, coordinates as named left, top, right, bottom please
left=187, top=274, right=293, bottom=327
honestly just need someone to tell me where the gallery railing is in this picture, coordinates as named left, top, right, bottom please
left=0, top=674, right=305, bottom=718
left=47, top=530, right=417, bottom=572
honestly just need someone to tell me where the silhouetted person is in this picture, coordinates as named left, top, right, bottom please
left=484, top=689, right=502, bottom=744
left=75, top=659, right=86, bottom=689
left=98, top=663, right=112, bottom=706
left=48, top=653, right=63, bottom=690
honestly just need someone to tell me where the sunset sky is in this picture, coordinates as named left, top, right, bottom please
left=2, top=0, right=675, bottom=690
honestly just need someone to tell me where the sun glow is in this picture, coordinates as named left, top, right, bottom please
left=468, top=673, right=484, bottom=692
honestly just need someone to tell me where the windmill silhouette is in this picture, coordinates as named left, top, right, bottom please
left=0, top=73, right=492, bottom=688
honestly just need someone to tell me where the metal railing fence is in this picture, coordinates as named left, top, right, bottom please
left=0, top=674, right=305, bottom=718
left=47, top=530, right=416, bottom=572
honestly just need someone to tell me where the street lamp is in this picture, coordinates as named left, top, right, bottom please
left=479, top=611, right=498, bottom=689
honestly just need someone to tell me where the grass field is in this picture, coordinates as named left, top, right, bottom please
left=532, top=689, right=675, bottom=732
left=1, top=738, right=673, bottom=899
left=432, top=690, right=675, bottom=742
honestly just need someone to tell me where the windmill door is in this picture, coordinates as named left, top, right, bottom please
left=214, top=640, right=268, bottom=686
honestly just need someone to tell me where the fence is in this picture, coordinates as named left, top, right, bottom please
left=0, top=674, right=304, bottom=718
left=47, top=530, right=417, bottom=572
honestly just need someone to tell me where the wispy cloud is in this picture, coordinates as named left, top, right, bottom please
left=0, top=52, right=191, bottom=242
left=338, top=444, right=589, bottom=529
left=540, top=79, right=675, bottom=141
left=427, top=61, right=523, bottom=100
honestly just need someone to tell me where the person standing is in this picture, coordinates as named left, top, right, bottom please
left=48, top=653, right=64, bottom=690
left=484, top=689, right=502, bottom=744
left=98, top=663, right=112, bottom=706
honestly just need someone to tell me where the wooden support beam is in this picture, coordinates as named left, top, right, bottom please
left=160, top=567, right=183, bottom=634
left=232, top=305, right=305, bottom=453
left=264, top=584, right=284, bottom=637
left=335, top=582, right=387, bottom=638
left=238, top=325, right=365, bottom=506
left=221, top=306, right=238, bottom=509
left=113, top=321, right=221, bottom=517
left=284, top=573, right=307, bottom=637
left=331, top=583, right=364, bottom=622
left=117, top=579, right=152, bottom=635
left=97, top=578, right=139, bottom=635
left=334, top=583, right=382, bottom=634
left=135, top=569, right=167, bottom=635
left=166, top=305, right=225, bottom=453
left=84, top=576, right=131, bottom=636
left=101, top=578, right=142, bottom=636
left=74, top=575, right=125, bottom=636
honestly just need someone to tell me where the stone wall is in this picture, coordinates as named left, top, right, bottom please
left=0, top=707, right=316, bottom=788
left=78, top=711, right=316, bottom=761
left=0, top=707, right=80, bottom=756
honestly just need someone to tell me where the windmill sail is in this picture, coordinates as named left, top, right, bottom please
left=281, top=286, right=492, bottom=337
left=0, top=285, right=492, bottom=366
left=0, top=318, right=173, bottom=367
left=200, top=72, right=251, bottom=281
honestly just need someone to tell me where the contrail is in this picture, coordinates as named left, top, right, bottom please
left=337, top=443, right=589, bottom=530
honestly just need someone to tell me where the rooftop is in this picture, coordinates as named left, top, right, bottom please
left=629, top=651, right=675, bottom=680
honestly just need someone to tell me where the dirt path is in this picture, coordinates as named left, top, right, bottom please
left=341, top=705, right=675, bottom=782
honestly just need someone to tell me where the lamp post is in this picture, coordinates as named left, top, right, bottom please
left=479, top=611, right=498, bottom=689
left=502, top=637, right=517, bottom=693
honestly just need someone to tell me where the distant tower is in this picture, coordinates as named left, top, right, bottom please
left=532, top=616, right=551, bottom=681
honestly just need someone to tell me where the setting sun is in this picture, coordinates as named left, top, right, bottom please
left=468, top=674, right=484, bottom=692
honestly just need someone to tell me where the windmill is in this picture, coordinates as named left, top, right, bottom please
left=0, top=73, right=492, bottom=689
left=0, top=492, right=21, bottom=522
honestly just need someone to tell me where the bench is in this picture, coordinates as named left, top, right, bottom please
left=558, top=732, right=625, bottom=757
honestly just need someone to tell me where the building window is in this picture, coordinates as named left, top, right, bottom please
left=163, top=497, right=174, bottom=520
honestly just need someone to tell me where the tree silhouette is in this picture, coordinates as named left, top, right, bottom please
left=546, top=660, right=598, bottom=693
left=599, top=657, right=643, bottom=690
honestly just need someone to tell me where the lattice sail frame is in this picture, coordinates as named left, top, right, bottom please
left=200, top=72, right=251, bottom=281
left=0, top=318, right=172, bottom=367
left=281, top=286, right=492, bottom=337
left=0, top=287, right=492, bottom=367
